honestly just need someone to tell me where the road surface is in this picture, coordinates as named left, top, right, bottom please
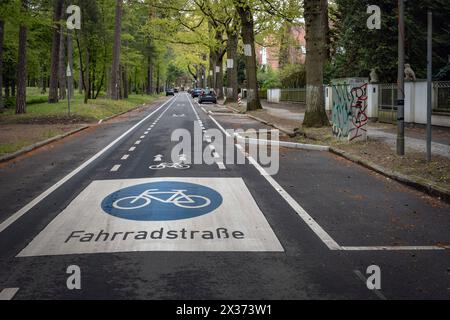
left=0, top=93, right=449, bottom=300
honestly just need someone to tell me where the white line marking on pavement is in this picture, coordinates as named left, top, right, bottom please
left=121, top=155, right=129, bottom=160
left=110, top=165, right=121, bottom=172
left=135, top=140, right=141, bottom=145
left=0, top=96, right=177, bottom=233
left=140, top=136, right=145, bottom=139
left=144, top=131, right=149, bottom=134
left=210, top=114, right=341, bottom=250
left=342, top=246, right=447, bottom=251
left=217, top=162, right=226, bottom=170
left=354, top=270, right=387, bottom=300
left=0, top=288, right=20, bottom=300
left=129, top=147, right=136, bottom=152
left=208, top=115, right=449, bottom=252
left=201, top=107, right=207, bottom=113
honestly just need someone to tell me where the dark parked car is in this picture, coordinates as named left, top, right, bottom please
left=198, top=89, right=217, bottom=104
left=166, top=89, right=175, bottom=96
left=191, top=88, right=203, bottom=98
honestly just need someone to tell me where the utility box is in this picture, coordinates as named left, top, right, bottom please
left=331, top=78, right=369, bottom=142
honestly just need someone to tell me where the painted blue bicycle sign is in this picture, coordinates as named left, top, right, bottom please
left=101, top=181, right=223, bottom=221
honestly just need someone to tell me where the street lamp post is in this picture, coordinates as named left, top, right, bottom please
left=396, top=0, right=405, bottom=156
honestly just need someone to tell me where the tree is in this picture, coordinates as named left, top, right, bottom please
left=0, top=19, right=4, bottom=110
left=234, top=0, right=261, bottom=111
left=302, top=0, right=329, bottom=127
left=110, top=0, right=123, bottom=100
left=48, top=0, right=65, bottom=103
left=16, top=0, right=28, bottom=114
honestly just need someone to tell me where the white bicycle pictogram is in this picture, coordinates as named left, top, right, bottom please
left=149, top=162, right=190, bottom=170
left=112, top=189, right=211, bottom=210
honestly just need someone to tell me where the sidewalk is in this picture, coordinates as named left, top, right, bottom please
left=247, top=99, right=450, bottom=159
left=220, top=98, right=450, bottom=199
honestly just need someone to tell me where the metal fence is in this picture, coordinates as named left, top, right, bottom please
left=434, top=81, right=450, bottom=114
left=378, top=83, right=398, bottom=124
left=258, top=89, right=267, bottom=100
left=280, top=88, right=306, bottom=103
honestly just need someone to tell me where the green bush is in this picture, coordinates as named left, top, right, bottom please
left=257, top=67, right=281, bottom=89
left=279, top=64, right=306, bottom=88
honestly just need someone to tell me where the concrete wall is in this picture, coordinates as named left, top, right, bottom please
left=267, top=89, right=281, bottom=103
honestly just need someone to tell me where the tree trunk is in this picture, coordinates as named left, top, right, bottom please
left=123, top=65, right=128, bottom=99
left=67, top=29, right=74, bottom=98
left=78, top=53, right=83, bottom=94
left=146, top=55, right=152, bottom=94
left=48, top=0, right=64, bottom=103
left=303, top=0, right=329, bottom=127
left=235, top=2, right=261, bottom=111
left=0, top=20, right=4, bottom=110
left=216, top=54, right=224, bottom=99
left=110, top=0, right=123, bottom=100
left=58, top=25, right=66, bottom=100
left=156, top=65, right=160, bottom=93
left=84, top=48, right=89, bottom=104
left=208, top=51, right=216, bottom=89
left=16, top=20, right=27, bottom=114
left=225, top=27, right=239, bottom=104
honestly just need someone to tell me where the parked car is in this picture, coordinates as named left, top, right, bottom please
left=191, top=88, right=203, bottom=98
left=166, top=89, right=175, bottom=96
left=174, top=88, right=179, bottom=93
left=198, top=88, right=217, bottom=104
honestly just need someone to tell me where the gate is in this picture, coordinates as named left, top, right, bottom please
left=378, top=83, right=398, bottom=124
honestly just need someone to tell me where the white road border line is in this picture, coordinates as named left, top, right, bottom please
left=342, top=246, right=447, bottom=251
left=0, top=288, right=20, bottom=300
left=121, top=155, right=129, bottom=160
left=209, top=114, right=448, bottom=252
left=129, top=147, right=136, bottom=152
left=110, top=165, right=121, bottom=172
left=135, top=140, right=141, bottom=145
left=0, top=96, right=177, bottom=233
left=209, top=114, right=340, bottom=250
left=187, top=97, right=226, bottom=170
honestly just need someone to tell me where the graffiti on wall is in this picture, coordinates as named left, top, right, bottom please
left=332, top=83, right=369, bottom=141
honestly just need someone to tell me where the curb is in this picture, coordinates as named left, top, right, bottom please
left=330, top=147, right=450, bottom=204
left=246, top=114, right=296, bottom=136
left=222, top=107, right=450, bottom=203
left=0, top=97, right=167, bottom=164
left=235, top=134, right=330, bottom=152
left=0, top=125, right=90, bottom=163
left=97, top=96, right=168, bottom=124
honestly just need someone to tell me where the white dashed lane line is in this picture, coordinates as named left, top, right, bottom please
left=0, top=288, right=20, bottom=300
left=186, top=94, right=226, bottom=170
left=114, top=95, right=176, bottom=171
left=110, top=165, right=121, bottom=172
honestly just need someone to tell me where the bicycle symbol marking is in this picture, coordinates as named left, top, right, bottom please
left=101, top=181, right=223, bottom=221
left=149, top=162, right=191, bottom=170
left=113, top=189, right=211, bottom=210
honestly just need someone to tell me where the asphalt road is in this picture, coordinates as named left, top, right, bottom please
left=0, top=93, right=448, bottom=300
